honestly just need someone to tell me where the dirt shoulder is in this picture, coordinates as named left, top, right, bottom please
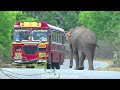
left=95, top=59, right=120, bottom=72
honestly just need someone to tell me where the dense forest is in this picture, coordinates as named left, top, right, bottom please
left=0, top=11, right=120, bottom=67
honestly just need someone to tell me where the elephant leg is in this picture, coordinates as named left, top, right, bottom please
left=78, top=52, right=86, bottom=70
left=69, top=43, right=73, bottom=68
left=87, top=55, right=94, bottom=70
left=73, top=49, right=79, bottom=70
left=69, top=52, right=73, bottom=68
left=87, top=48, right=95, bottom=70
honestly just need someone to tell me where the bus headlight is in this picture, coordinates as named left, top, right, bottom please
left=39, top=53, right=46, bottom=59
left=39, top=53, right=46, bottom=57
left=14, top=53, right=22, bottom=59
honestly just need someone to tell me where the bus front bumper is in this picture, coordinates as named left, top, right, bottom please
left=12, top=59, right=47, bottom=65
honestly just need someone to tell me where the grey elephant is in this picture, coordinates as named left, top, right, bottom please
left=65, top=26, right=99, bottom=70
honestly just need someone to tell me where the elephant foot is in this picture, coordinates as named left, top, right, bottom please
left=88, top=67, right=94, bottom=70
left=78, top=66, right=84, bottom=70
left=69, top=65, right=72, bottom=68
left=74, top=67, right=79, bottom=70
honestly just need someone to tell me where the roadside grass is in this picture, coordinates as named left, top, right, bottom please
left=95, top=58, right=120, bottom=72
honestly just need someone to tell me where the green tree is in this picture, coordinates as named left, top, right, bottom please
left=0, top=11, right=21, bottom=63
left=23, top=11, right=79, bottom=31
left=78, top=11, right=120, bottom=66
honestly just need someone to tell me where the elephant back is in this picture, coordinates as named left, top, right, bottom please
left=73, top=26, right=97, bottom=45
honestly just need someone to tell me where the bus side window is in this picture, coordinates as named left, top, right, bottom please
left=59, top=32, right=61, bottom=43
left=62, top=33, right=65, bottom=44
left=60, top=33, right=62, bottom=44
left=57, top=32, right=59, bottom=43
left=50, top=29, right=52, bottom=42
left=51, top=29, right=56, bottom=42
left=48, top=29, right=52, bottom=43
left=48, top=34, right=51, bottom=44
left=53, top=31, right=55, bottom=42
left=55, top=31, right=57, bottom=42
left=58, top=32, right=60, bottom=43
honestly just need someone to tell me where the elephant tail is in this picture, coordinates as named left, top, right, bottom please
left=91, top=43, right=100, bottom=48
left=94, top=41, right=100, bottom=48
left=95, top=44, right=100, bottom=48
left=97, top=45, right=100, bottom=48
left=90, top=42, right=100, bottom=48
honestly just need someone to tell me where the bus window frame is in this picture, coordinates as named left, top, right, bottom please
left=62, top=33, right=65, bottom=44
left=48, top=29, right=51, bottom=44
left=13, top=29, right=30, bottom=42
left=31, top=29, right=48, bottom=42
left=50, top=29, right=64, bottom=44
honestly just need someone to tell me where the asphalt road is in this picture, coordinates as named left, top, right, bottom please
left=0, top=59, right=120, bottom=79
left=61, top=59, right=109, bottom=70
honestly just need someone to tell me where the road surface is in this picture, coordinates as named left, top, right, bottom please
left=0, top=59, right=120, bottom=79
left=61, top=59, right=109, bottom=70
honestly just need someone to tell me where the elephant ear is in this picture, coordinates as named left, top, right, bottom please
left=68, top=32, right=72, bottom=36
left=65, top=32, right=69, bottom=40
left=65, top=32, right=72, bottom=41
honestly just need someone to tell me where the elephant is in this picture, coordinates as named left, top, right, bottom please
left=65, top=26, right=99, bottom=70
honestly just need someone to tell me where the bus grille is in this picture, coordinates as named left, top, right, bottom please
left=23, top=46, right=38, bottom=54
left=14, top=46, right=22, bottom=51
left=38, top=48, right=46, bottom=51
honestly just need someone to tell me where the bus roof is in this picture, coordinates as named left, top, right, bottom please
left=14, top=21, right=65, bottom=32
left=48, top=24, right=65, bottom=32
left=14, top=21, right=48, bottom=28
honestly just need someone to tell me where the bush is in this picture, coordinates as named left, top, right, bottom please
left=95, top=40, right=115, bottom=59
left=0, top=44, right=11, bottom=64
left=112, top=50, right=120, bottom=67
left=113, top=59, right=120, bottom=67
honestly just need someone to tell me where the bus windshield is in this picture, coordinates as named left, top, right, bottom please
left=14, top=29, right=30, bottom=42
left=32, top=30, right=48, bottom=42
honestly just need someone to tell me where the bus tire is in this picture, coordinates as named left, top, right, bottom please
left=51, top=62, right=54, bottom=69
left=31, top=66, right=34, bottom=68
left=55, top=55, right=61, bottom=69
left=47, top=63, right=51, bottom=69
left=55, top=62, right=60, bottom=69
left=50, top=54, right=55, bottom=69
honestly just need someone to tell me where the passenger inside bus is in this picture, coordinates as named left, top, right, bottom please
left=15, top=30, right=29, bottom=41
left=32, top=30, right=47, bottom=42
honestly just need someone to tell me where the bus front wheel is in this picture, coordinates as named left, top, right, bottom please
left=47, top=63, right=50, bottom=69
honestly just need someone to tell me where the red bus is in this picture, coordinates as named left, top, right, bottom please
left=11, top=21, right=65, bottom=69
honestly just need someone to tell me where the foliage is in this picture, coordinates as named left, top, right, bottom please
left=0, top=11, right=79, bottom=64
left=78, top=11, right=120, bottom=66
left=0, top=11, right=20, bottom=63
left=16, top=12, right=38, bottom=21
left=23, top=11, right=79, bottom=31
left=1, top=11, right=120, bottom=67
